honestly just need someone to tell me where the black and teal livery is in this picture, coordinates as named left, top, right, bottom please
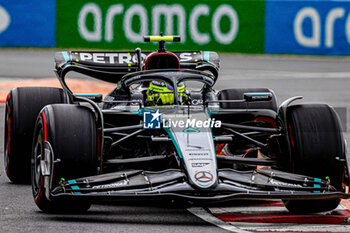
left=4, top=35, right=349, bottom=214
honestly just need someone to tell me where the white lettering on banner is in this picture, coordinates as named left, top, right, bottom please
left=105, top=4, right=124, bottom=42
left=78, top=3, right=240, bottom=45
left=294, top=7, right=350, bottom=48
left=179, top=53, right=192, bottom=62
left=78, top=3, right=102, bottom=42
left=152, top=4, right=186, bottom=43
left=294, top=7, right=320, bottom=48
left=118, top=53, right=132, bottom=64
left=212, top=4, right=239, bottom=45
left=80, top=53, right=93, bottom=61
left=190, top=5, right=210, bottom=45
left=79, top=52, right=131, bottom=63
left=105, top=53, right=119, bottom=63
left=325, top=8, right=345, bottom=48
left=78, top=52, right=194, bottom=64
left=345, top=14, right=350, bottom=44
left=93, top=53, right=105, bottom=63
left=123, top=4, right=148, bottom=42
left=0, top=6, right=10, bottom=34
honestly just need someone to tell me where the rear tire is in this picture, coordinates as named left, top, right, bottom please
left=283, top=104, right=345, bottom=213
left=32, top=104, right=99, bottom=213
left=217, top=88, right=277, bottom=111
left=4, top=87, right=68, bottom=183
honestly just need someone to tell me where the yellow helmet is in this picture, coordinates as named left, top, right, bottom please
left=146, top=81, right=188, bottom=105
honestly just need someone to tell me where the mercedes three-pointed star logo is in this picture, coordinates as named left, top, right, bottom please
left=194, top=171, right=214, bottom=183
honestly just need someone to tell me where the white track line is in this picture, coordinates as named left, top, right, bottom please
left=187, top=207, right=252, bottom=233
left=210, top=203, right=347, bottom=215
left=209, top=206, right=287, bottom=214
left=204, top=203, right=350, bottom=232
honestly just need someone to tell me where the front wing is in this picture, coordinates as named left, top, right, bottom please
left=49, top=168, right=350, bottom=202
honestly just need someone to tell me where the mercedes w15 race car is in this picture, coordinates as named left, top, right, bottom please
left=4, top=35, right=350, bottom=213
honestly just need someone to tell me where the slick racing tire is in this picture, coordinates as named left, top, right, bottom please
left=217, top=88, right=277, bottom=111
left=32, top=104, right=99, bottom=213
left=283, top=104, right=346, bottom=213
left=4, top=87, right=68, bottom=184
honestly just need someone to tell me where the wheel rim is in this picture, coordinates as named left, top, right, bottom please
left=32, top=124, right=43, bottom=199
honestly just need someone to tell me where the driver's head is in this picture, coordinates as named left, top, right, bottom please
left=146, top=80, right=188, bottom=106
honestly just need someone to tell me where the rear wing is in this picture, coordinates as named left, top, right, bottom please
left=55, top=50, right=220, bottom=83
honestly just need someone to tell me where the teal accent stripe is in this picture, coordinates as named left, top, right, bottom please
left=67, top=180, right=76, bottom=184
left=67, top=180, right=82, bottom=194
left=206, top=106, right=220, bottom=117
left=62, top=51, right=70, bottom=62
left=277, top=116, right=285, bottom=129
left=313, top=178, right=321, bottom=193
left=314, top=178, right=322, bottom=183
left=204, top=108, right=217, bottom=157
left=207, top=110, right=219, bottom=117
left=164, top=127, right=183, bottom=159
left=204, top=51, right=210, bottom=61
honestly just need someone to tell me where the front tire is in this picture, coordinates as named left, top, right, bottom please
left=32, top=104, right=99, bottom=213
left=284, top=104, right=346, bottom=213
left=4, top=87, right=68, bottom=183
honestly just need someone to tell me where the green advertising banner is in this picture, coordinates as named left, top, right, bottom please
left=57, top=0, right=264, bottom=53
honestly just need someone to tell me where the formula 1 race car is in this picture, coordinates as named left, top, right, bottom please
left=4, top=35, right=350, bottom=213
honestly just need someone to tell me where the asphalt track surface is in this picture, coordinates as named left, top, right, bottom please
left=1, top=49, right=350, bottom=232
